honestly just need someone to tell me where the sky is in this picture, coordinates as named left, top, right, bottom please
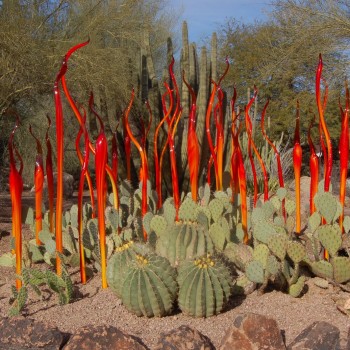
left=168, top=0, right=271, bottom=43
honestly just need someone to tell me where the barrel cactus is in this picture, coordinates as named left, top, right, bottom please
left=155, top=221, right=214, bottom=267
left=106, top=240, right=137, bottom=297
left=121, top=253, right=178, bottom=317
left=177, top=253, right=232, bottom=317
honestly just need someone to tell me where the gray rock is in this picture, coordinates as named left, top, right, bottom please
left=287, top=321, right=340, bottom=350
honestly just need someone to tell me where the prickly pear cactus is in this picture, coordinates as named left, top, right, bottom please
left=177, top=254, right=232, bottom=317
left=121, top=253, right=178, bottom=317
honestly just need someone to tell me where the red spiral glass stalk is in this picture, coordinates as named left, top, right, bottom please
left=205, top=82, right=218, bottom=187
left=9, top=117, right=23, bottom=289
left=316, top=55, right=333, bottom=191
left=215, top=88, right=225, bottom=191
left=77, top=116, right=89, bottom=284
left=125, top=89, right=149, bottom=239
left=45, top=116, right=54, bottom=232
left=154, top=84, right=173, bottom=208
left=60, top=41, right=118, bottom=211
left=183, top=71, right=199, bottom=202
left=75, top=107, right=96, bottom=218
left=95, top=125, right=108, bottom=288
left=293, top=101, right=302, bottom=234
left=307, top=114, right=319, bottom=215
left=319, top=124, right=327, bottom=177
left=29, top=125, right=44, bottom=245
left=232, top=127, right=249, bottom=244
left=339, top=83, right=349, bottom=232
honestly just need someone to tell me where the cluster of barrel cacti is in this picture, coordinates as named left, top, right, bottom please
left=106, top=190, right=235, bottom=318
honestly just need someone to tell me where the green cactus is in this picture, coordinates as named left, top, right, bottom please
left=253, top=220, right=277, bottom=244
left=310, top=260, right=333, bottom=279
left=150, top=215, right=167, bottom=236
left=156, top=221, right=214, bottom=266
left=107, top=240, right=137, bottom=297
left=245, top=260, right=265, bottom=284
left=208, top=198, right=224, bottom=223
left=332, top=256, right=350, bottom=284
left=289, top=275, right=305, bottom=297
left=287, top=241, right=305, bottom=264
left=317, top=225, right=342, bottom=257
left=121, top=253, right=178, bottom=317
left=314, top=192, right=338, bottom=224
left=308, top=212, right=321, bottom=233
left=209, top=221, right=229, bottom=251
left=268, top=234, right=287, bottom=261
left=178, top=197, right=198, bottom=222
left=177, top=254, right=232, bottom=317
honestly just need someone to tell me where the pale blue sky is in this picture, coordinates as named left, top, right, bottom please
left=169, top=0, right=271, bottom=43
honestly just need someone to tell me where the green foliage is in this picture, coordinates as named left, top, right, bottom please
left=9, top=265, right=73, bottom=316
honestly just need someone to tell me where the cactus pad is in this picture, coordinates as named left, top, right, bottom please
left=179, top=197, right=198, bottom=222
left=276, top=187, right=287, bottom=200
left=268, top=234, right=287, bottom=261
left=317, top=225, right=342, bottom=257
left=287, top=241, right=305, bottom=263
left=253, top=244, right=269, bottom=269
left=289, top=275, right=305, bottom=298
left=209, top=222, right=227, bottom=251
left=150, top=215, right=167, bottom=237
left=208, top=198, right=224, bottom=223
left=311, top=260, right=333, bottom=279
left=251, top=207, right=266, bottom=225
left=308, top=212, right=321, bottom=233
left=245, top=260, right=265, bottom=284
left=332, top=256, right=350, bottom=284
left=253, top=220, right=277, bottom=244
left=314, top=192, right=338, bottom=224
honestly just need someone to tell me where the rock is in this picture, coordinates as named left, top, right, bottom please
left=63, top=325, right=148, bottom=350
left=154, top=325, right=215, bottom=350
left=0, top=316, right=64, bottom=349
left=219, top=313, right=286, bottom=350
left=31, top=172, right=74, bottom=199
left=287, top=321, right=340, bottom=350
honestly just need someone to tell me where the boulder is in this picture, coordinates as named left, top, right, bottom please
left=0, top=316, right=65, bottom=350
left=219, top=313, right=286, bottom=350
left=154, top=325, right=215, bottom=350
left=287, top=321, right=340, bottom=350
left=63, top=325, right=148, bottom=350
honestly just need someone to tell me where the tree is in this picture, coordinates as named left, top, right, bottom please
left=0, top=0, right=176, bottom=183
left=217, top=1, right=349, bottom=143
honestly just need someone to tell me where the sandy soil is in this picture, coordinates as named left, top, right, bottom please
left=1, top=193, right=350, bottom=349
